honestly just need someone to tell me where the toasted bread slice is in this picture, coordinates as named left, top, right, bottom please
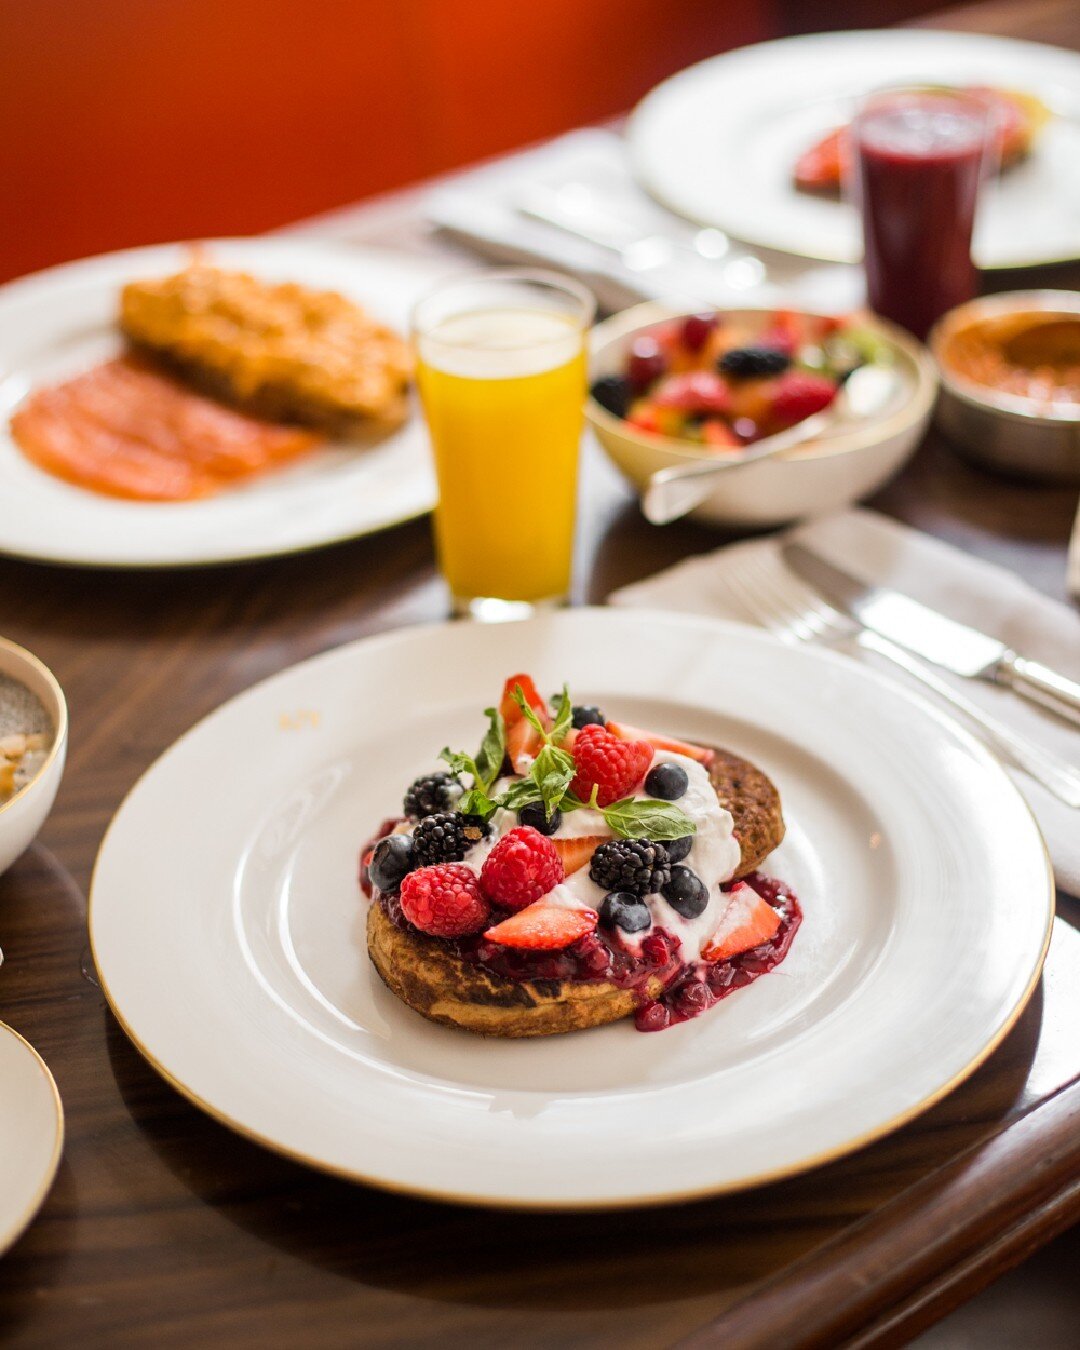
left=367, top=746, right=784, bottom=1038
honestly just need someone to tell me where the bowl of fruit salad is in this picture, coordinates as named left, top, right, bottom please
left=587, top=305, right=936, bottom=527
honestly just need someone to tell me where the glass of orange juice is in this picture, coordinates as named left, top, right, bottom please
left=413, top=270, right=595, bottom=619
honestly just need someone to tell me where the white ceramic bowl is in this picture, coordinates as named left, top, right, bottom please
left=586, top=304, right=938, bottom=528
left=0, top=640, right=67, bottom=876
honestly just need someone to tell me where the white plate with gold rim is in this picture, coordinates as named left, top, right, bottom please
left=0, top=1023, right=63, bottom=1253
left=88, top=610, right=1052, bottom=1208
left=629, top=30, right=1080, bottom=269
left=0, top=238, right=446, bottom=568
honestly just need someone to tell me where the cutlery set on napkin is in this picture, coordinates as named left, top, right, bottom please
left=612, top=509, right=1080, bottom=893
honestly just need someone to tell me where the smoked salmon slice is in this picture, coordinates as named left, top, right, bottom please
left=10, top=356, right=322, bottom=501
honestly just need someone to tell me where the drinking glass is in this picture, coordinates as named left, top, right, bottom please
left=413, top=270, right=595, bottom=620
left=853, top=86, right=994, bottom=339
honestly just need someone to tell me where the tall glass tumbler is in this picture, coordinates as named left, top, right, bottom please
left=413, top=270, right=595, bottom=620
left=853, top=86, right=994, bottom=340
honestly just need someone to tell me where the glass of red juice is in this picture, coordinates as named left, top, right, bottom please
left=853, top=87, right=994, bottom=340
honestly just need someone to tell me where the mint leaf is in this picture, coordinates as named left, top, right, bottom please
left=602, top=798, right=696, bottom=841
left=439, top=746, right=478, bottom=781
left=531, top=743, right=576, bottom=819
left=457, top=786, right=500, bottom=821
left=550, top=684, right=572, bottom=745
left=511, top=683, right=547, bottom=739
left=499, top=778, right=544, bottom=812
left=474, top=706, right=505, bottom=792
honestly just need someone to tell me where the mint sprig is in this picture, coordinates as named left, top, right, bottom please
left=438, top=706, right=507, bottom=822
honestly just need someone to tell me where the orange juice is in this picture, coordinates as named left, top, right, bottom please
left=416, top=299, right=589, bottom=611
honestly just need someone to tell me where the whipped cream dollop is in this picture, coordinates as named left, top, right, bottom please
left=403, top=750, right=742, bottom=963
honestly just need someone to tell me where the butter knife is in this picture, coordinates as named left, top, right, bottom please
left=782, top=543, right=1080, bottom=729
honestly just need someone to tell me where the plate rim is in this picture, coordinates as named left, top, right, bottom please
left=0, top=235, right=445, bottom=569
left=87, top=610, right=1056, bottom=1209
left=0, top=1021, right=64, bottom=1253
left=628, top=27, right=1080, bottom=270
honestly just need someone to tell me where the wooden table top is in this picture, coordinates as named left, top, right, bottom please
left=1, top=2, right=1079, bottom=1345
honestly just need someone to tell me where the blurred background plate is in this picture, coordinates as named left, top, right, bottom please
left=0, top=239, right=447, bottom=568
left=629, top=29, right=1080, bottom=269
left=0, top=1023, right=63, bottom=1255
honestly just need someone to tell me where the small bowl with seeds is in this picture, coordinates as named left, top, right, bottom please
left=0, top=639, right=67, bottom=877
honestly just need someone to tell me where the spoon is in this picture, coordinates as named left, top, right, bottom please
left=641, top=364, right=901, bottom=527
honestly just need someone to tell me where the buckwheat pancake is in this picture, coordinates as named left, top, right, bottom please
left=367, top=746, right=784, bottom=1038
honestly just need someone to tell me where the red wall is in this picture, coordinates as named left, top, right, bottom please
left=0, top=0, right=778, bottom=282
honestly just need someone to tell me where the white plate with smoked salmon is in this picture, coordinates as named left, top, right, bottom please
left=0, top=238, right=449, bottom=567
left=87, top=610, right=1053, bottom=1209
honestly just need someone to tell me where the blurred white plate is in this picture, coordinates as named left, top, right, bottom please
left=629, top=30, right=1080, bottom=269
left=0, top=1023, right=63, bottom=1254
left=0, top=238, right=446, bottom=567
left=88, top=610, right=1052, bottom=1208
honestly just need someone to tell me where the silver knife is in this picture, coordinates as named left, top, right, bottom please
left=783, top=542, right=1080, bottom=729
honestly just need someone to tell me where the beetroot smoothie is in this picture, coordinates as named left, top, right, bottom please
left=854, top=89, right=992, bottom=339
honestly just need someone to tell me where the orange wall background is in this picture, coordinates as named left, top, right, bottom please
left=0, top=0, right=780, bottom=283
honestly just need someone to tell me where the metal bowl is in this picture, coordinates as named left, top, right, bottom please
left=929, top=291, right=1080, bottom=485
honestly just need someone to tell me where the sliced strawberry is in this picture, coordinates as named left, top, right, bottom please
left=604, top=720, right=715, bottom=767
left=500, top=673, right=550, bottom=774
left=793, top=126, right=850, bottom=194
left=485, top=904, right=598, bottom=950
left=702, top=883, right=781, bottom=962
left=652, top=371, right=732, bottom=415
left=551, top=834, right=610, bottom=876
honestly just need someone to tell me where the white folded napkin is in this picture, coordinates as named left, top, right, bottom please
left=425, top=127, right=862, bottom=315
left=610, top=508, right=1080, bottom=896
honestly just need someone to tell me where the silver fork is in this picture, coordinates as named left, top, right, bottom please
left=721, top=546, right=1080, bottom=810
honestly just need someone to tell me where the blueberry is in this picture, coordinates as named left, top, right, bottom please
left=369, top=834, right=415, bottom=893
left=661, top=865, right=708, bottom=918
left=665, top=835, right=693, bottom=863
left=599, top=892, right=652, bottom=934
left=644, top=762, right=688, bottom=801
left=518, top=801, right=563, bottom=836
left=571, top=704, right=605, bottom=730
left=590, top=374, right=632, bottom=419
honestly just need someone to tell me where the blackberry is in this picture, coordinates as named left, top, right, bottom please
left=590, top=374, right=632, bottom=419
left=368, top=834, right=415, bottom=893
left=518, top=801, right=563, bottom=836
left=590, top=838, right=671, bottom=896
left=718, top=345, right=790, bottom=379
left=571, top=704, right=606, bottom=730
left=665, top=835, right=693, bottom=863
left=403, top=771, right=459, bottom=820
left=412, top=812, right=487, bottom=866
left=662, top=865, right=708, bottom=919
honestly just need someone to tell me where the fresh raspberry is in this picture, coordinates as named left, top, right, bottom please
left=570, top=723, right=653, bottom=807
left=485, top=904, right=598, bottom=950
left=768, top=371, right=837, bottom=429
left=480, top=826, right=564, bottom=911
left=399, top=863, right=490, bottom=938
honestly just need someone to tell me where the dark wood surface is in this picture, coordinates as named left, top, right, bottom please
left=2, top=2, right=1080, bottom=1345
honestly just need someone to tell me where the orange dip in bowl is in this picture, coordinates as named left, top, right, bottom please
left=940, top=310, right=1080, bottom=410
